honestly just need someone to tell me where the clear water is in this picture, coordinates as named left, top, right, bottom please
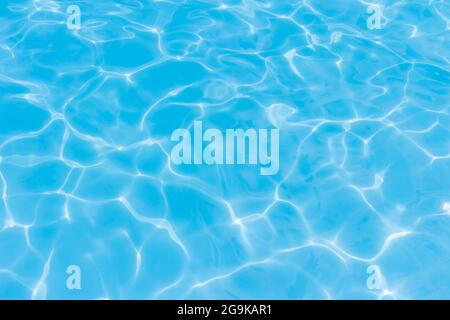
left=0, top=0, right=449, bottom=299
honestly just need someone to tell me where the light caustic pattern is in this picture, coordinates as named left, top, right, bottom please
left=0, top=0, right=449, bottom=299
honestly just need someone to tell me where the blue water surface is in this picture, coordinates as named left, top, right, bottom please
left=0, top=0, right=449, bottom=299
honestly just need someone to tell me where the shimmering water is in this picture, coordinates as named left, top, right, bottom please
left=0, top=0, right=449, bottom=300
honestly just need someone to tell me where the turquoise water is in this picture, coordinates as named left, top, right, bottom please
left=0, top=0, right=449, bottom=299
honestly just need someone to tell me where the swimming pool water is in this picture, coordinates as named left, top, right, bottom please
left=0, top=0, right=449, bottom=299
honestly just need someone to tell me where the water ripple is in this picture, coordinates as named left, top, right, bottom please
left=0, top=0, right=449, bottom=299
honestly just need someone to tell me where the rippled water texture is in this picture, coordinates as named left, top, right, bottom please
left=0, top=0, right=449, bottom=299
